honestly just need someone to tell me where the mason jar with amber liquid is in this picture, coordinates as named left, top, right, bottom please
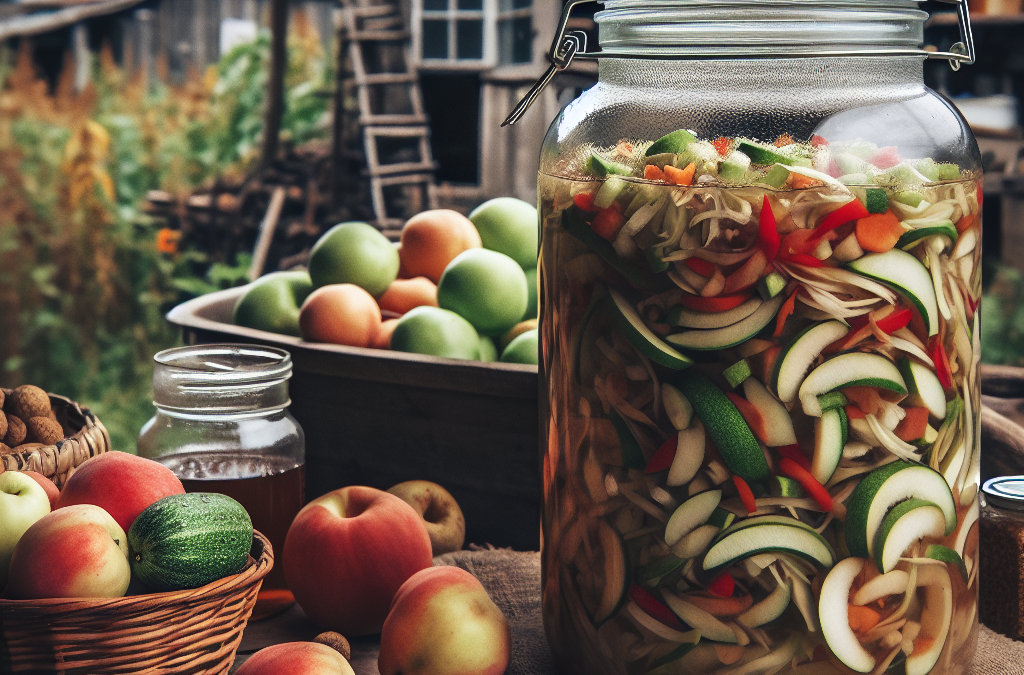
left=138, top=344, right=305, bottom=620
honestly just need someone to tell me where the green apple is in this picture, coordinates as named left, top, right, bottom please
left=437, top=249, right=528, bottom=337
left=390, top=306, right=481, bottom=360
left=478, top=335, right=498, bottom=362
left=0, top=471, right=52, bottom=590
left=468, top=197, right=538, bottom=269
left=233, top=271, right=313, bottom=337
left=500, top=329, right=538, bottom=365
left=522, top=267, right=538, bottom=320
left=309, top=222, right=399, bottom=297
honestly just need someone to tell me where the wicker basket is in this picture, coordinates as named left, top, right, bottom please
left=0, top=390, right=111, bottom=488
left=0, top=531, right=272, bottom=674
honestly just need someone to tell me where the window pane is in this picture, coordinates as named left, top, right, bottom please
left=499, top=0, right=530, bottom=11
left=457, top=0, right=483, bottom=10
left=456, top=20, right=483, bottom=60
left=499, top=16, right=532, bottom=64
left=423, top=0, right=447, bottom=10
left=422, top=20, right=448, bottom=59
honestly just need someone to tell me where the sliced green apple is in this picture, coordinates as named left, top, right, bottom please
left=673, top=297, right=763, bottom=329
left=812, top=407, right=848, bottom=485
left=898, top=357, right=947, bottom=421
left=847, top=249, right=940, bottom=337
left=742, top=378, right=798, bottom=447
left=665, top=490, right=722, bottom=547
left=798, top=352, right=907, bottom=417
left=666, top=294, right=785, bottom=351
left=773, top=320, right=850, bottom=404
left=873, top=498, right=946, bottom=573
left=670, top=372, right=771, bottom=482
left=819, top=557, right=876, bottom=673
left=611, top=289, right=694, bottom=370
left=844, top=462, right=956, bottom=559
left=587, top=153, right=633, bottom=177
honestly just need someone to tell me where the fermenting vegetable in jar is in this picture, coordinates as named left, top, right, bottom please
left=516, top=1, right=982, bottom=673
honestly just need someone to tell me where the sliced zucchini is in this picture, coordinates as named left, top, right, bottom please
left=662, top=383, right=695, bottom=431
left=610, top=410, right=645, bottom=470
left=873, top=498, right=946, bottom=573
left=811, top=407, right=848, bottom=485
left=896, top=222, right=957, bottom=250
left=702, top=522, right=835, bottom=575
left=819, top=557, right=876, bottom=673
left=673, top=297, right=763, bottom=329
left=898, top=357, right=947, bottom=421
left=773, top=320, right=850, bottom=403
left=579, top=520, right=630, bottom=627
left=666, top=294, right=784, bottom=351
left=798, top=352, right=907, bottom=417
left=588, top=153, right=633, bottom=177
left=611, top=289, right=694, bottom=370
left=847, top=249, right=940, bottom=337
left=906, top=565, right=953, bottom=675
left=665, top=490, right=723, bottom=547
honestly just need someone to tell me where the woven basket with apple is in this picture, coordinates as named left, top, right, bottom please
left=0, top=419, right=272, bottom=675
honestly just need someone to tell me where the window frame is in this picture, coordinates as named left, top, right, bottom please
left=412, top=0, right=498, bottom=69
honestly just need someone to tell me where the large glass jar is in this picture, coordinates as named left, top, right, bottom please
left=137, top=344, right=305, bottom=619
left=534, top=2, right=982, bottom=673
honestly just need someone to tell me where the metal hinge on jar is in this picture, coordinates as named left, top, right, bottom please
left=502, top=0, right=976, bottom=127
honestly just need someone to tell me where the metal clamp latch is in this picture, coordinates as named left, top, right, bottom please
left=503, top=0, right=976, bottom=127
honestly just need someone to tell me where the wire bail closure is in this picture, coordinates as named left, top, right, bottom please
left=502, top=0, right=976, bottom=127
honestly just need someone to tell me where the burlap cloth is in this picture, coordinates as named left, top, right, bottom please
left=233, top=364, right=1024, bottom=674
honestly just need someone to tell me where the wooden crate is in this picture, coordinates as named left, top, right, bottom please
left=166, top=287, right=541, bottom=551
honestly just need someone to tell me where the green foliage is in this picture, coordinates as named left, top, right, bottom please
left=982, top=266, right=1024, bottom=367
left=0, top=23, right=332, bottom=452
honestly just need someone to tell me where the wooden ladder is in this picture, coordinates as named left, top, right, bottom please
left=338, top=0, right=437, bottom=237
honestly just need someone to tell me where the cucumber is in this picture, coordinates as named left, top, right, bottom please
left=724, top=359, right=751, bottom=388
left=819, top=557, right=876, bottom=673
left=816, top=391, right=849, bottom=413
left=594, top=175, right=630, bottom=209
left=895, top=191, right=925, bottom=207
left=579, top=520, right=630, bottom=627
left=670, top=372, right=771, bottom=482
left=610, top=289, right=694, bottom=370
left=898, top=357, right=947, bottom=420
left=673, top=297, right=762, bottom=329
left=758, top=271, right=787, bottom=300
left=666, top=294, right=784, bottom=351
left=770, top=476, right=805, bottom=498
left=128, top=493, right=253, bottom=592
left=847, top=249, right=939, bottom=337
left=611, top=409, right=646, bottom=470
left=924, top=544, right=968, bottom=582
left=719, top=151, right=752, bottom=183
left=896, top=222, right=957, bottom=250
left=873, top=498, right=945, bottom=573
left=798, top=352, right=907, bottom=417
left=702, top=521, right=835, bottom=575
left=844, top=461, right=956, bottom=559
left=758, top=164, right=791, bottom=188
left=587, top=154, right=633, bottom=178
left=772, top=320, right=850, bottom=403
left=737, top=140, right=803, bottom=167
left=811, top=407, right=847, bottom=485
left=647, top=129, right=697, bottom=156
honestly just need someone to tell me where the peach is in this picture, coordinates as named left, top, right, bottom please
left=299, top=284, right=382, bottom=348
left=4, top=504, right=130, bottom=599
left=20, top=470, right=59, bottom=509
left=55, top=451, right=184, bottom=533
left=399, top=210, right=482, bottom=283
left=283, top=486, right=433, bottom=636
left=377, top=277, right=439, bottom=316
left=378, top=566, right=510, bottom=675
left=373, top=318, right=400, bottom=350
left=235, top=642, right=355, bottom=675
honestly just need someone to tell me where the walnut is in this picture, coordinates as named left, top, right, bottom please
left=11, top=385, right=50, bottom=421
left=313, top=632, right=351, bottom=661
left=0, top=411, right=7, bottom=441
left=27, top=417, right=63, bottom=445
left=0, top=442, right=10, bottom=454
left=4, top=415, right=26, bottom=447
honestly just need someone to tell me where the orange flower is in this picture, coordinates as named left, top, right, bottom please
left=156, top=228, right=181, bottom=254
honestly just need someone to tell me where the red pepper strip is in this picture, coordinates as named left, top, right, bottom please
left=978, top=184, right=984, bottom=208
left=759, top=196, right=781, bottom=263
left=629, top=585, right=686, bottom=629
left=773, top=291, right=799, bottom=337
left=685, top=257, right=718, bottom=277
left=776, top=444, right=812, bottom=472
left=591, top=206, right=626, bottom=241
left=847, top=314, right=869, bottom=331
left=574, top=192, right=599, bottom=212
left=928, top=337, right=954, bottom=390
left=782, top=252, right=826, bottom=268
left=726, top=393, right=770, bottom=445
left=812, top=199, right=870, bottom=240
left=845, top=405, right=866, bottom=420
left=707, top=573, right=735, bottom=598
left=645, top=434, right=678, bottom=474
left=778, top=458, right=833, bottom=512
left=733, top=475, right=757, bottom=516
left=966, top=292, right=979, bottom=316
left=677, top=292, right=752, bottom=313
left=875, top=308, right=911, bottom=335
left=811, top=134, right=830, bottom=147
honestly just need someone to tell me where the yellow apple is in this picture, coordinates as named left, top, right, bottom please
left=0, top=470, right=51, bottom=590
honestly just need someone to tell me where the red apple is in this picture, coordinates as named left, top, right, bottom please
left=20, top=471, right=59, bottom=509
left=283, top=485, right=433, bottom=636
left=0, top=470, right=51, bottom=590
left=4, top=504, right=131, bottom=599
left=235, top=642, right=355, bottom=675
left=55, top=451, right=184, bottom=533
left=378, top=566, right=510, bottom=675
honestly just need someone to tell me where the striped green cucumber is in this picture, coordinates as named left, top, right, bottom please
left=128, top=493, right=253, bottom=592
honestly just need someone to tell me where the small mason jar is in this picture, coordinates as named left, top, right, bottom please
left=514, top=0, right=983, bottom=673
left=138, top=344, right=305, bottom=619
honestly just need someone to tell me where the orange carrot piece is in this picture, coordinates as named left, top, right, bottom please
left=955, top=214, right=976, bottom=235
left=894, top=406, right=930, bottom=442
left=788, top=173, right=820, bottom=190
left=664, top=162, right=696, bottom=186
left=845, top=405, right=866, bottom=420
left=774, top=133, right=795, bottom=148
left=684, top=591, right=754, bottom=617
left=848, top=605, right=882, bottom=635
left=842, top=386, right=887, bottom=417
left=644, top=164, right=667, bottom=182
left=773, top=291, right=799, bottom=337
left=855, top=211, right=904, bottom=253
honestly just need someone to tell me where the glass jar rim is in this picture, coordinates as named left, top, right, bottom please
left=154, top=344, right=293, bottom=385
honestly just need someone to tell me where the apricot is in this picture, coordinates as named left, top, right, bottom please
left=373, top=318, right=400, bottom=349
left=399, top=210, right=481, bottom=283
left=300, top=284, right=382, bottom=348
left=378, top=277, right=438, bottom=316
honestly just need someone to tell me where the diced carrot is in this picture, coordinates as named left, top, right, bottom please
left=773, top=291, right=799, bottom=337
left=733, top=475, right=758, bottom=516
left=591, top=206, right=626, bottom=241
left=842, top=386, right=887, bottom=417
left=664, top=162, right=696, bottom=186
left=848, top=605, right=882, bottom=635
left=644, top=164, right=667, bottom=182
left=855, top=211, right=904, bottom=253
left=684, top=591, right=754, bottom=617
left=788, top=173, right=820, bottom=189
left=956, top=213, right=976, bottom=235
left=726, top=393, right=770, bottom=445
left=723, top=249, right=768, bottom=295
left=845, top=405, right=866, bottom=420
left=775, top=133, right=795, bottom=148
left=573, top=192, right=599, bottom=212
left=894, top=407, right=930, bottom=442
left=712, top=137, right=731, bottom=156
left=685, top=257, right=717, bottom=277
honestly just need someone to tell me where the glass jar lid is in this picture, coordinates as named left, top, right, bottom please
left=152, top=344, right=293, bottom=416
left=982, top=476, right=1024, bottom=512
